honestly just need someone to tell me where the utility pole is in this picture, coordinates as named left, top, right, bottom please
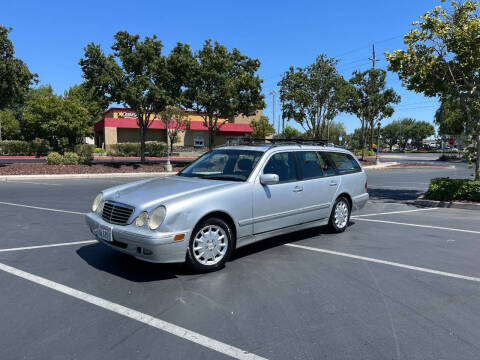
left=368, top=43, right=380, bottom=150
left=376, top=121, right=381, bottom=164
left=278, top=115, right=281, bottom=136
left=368, top=43, right=380, bottom=69
left=269, top=90, right=276, bottom=134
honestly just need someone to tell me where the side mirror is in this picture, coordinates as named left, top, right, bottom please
left=260, top=173, right=279, bottom=185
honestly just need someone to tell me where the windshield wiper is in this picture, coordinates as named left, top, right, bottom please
left=202, top=175, right=245, bottom=182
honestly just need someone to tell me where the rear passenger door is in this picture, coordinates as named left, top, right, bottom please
left=296, top=151, right=340, bottom=222
left=252, top=152, right=304, bottom=234
left=326, top=151, right=364, bottom=202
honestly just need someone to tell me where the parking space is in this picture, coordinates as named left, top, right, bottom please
left=1, top=165, right=479, bottom=359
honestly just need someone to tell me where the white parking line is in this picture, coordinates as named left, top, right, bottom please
left=354, top=218, right=480, bottom=234
left=0, top=262, right=266, bottom=360
left=0, top=201, right=86, bottom=215
left=2, top=180, right=61, bottom=186
left=0, top=240, right=97, bottom=253
left=284, top=243, right=480, bottom=283
left=352, top=208, right=439, bottom=218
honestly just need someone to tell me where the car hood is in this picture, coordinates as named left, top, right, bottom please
left=103, top=175, right=230, bottom=209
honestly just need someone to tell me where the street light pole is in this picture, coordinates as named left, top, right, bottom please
left=165, top=113, right=173, bottom=172
left=269, top=90, right=276, bottom=134
left=376, top=122, right=381, bottom=165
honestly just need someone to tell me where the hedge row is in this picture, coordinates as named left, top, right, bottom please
left=0, top=140, right=50, bottom=156
left=426, top=177, right=480, bottom=202
left=45, top=151, right=93, bottom=165
left=352, top=149, right=376, bottom=157
left=107, top=142, right=167, bottom=157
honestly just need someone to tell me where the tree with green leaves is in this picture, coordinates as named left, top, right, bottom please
left=345, top=69, right=400, bottom=159
left=385, top=0, right=480, bottom=179
left=80, top=31, right=174, bottom=162
left=278, top=125, right=304, bottom=140
left=172, top=40, right=264, bottom=150
left=22, top=86, right=90, bottom=149
left=409, top=120, right=436, bottom=149
left=251, top=115, right=275, bottom=139
left=161, top=106, right=190, bottom=153
left=278, top=55, right=349, bottom=140
left=64, top=84, right=107, bottom=129
left=0, top=26, right=37, bottom=112
left=0, top=108, right=20, bottom=140
left=381, top=121, right=401, bottom=150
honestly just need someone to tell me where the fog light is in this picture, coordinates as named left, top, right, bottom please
left=143, top=248, right=153, bottom=255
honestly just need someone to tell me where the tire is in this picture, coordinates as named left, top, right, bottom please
left=327, top=197, right=351, bottom=233
left=186, top=217, right=234, bottom=272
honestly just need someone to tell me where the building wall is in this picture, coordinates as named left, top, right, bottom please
left=233, top=110, right=263, bottom=124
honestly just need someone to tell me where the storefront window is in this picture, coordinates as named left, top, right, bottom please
left=194, top=135, right=205, bottom=147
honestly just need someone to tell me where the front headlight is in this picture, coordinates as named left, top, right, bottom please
left=135, top=211, right=148, bottom=227
left=148, top=206, right=166, bottom=230
left=92, top=193, right=102, bottom=212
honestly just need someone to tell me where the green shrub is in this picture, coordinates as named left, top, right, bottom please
left=108, top=142, right=167, bottom=157
left=62, top=152, right=79, bottom=165
left=30, top=139, right=51, bottom=156
left=108, top=143, right=140, bottom=156
left=93, top=147, right=104, bottom=153
left=0, top=140, right=31, bottom=155
left=426, top=177, right=480, bottom=202
left=45, top=152, right=63, bottom=165
left=353, top=149, right=375, bottom=157
left=145, top=141, right=167, bottom=157
left=74, top=144, right=94, bottom=165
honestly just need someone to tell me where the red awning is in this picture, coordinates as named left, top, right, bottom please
left=94, top=118, right=252, bottom=134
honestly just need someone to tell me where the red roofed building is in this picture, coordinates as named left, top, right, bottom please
left=94, top=108, right=262, bottom=150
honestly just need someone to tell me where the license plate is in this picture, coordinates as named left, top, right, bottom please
left=97, top=225, right=112, bottom=242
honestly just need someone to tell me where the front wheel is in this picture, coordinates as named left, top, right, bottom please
left=186, top=218, right=234, bottom=272
left=327, top=197, right=350, bottom=233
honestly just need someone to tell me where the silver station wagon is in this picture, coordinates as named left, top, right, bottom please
left=86, top=143, right=369, bottom=271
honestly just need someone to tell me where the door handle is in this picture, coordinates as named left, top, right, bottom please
left=293, top=186, right=303, bottom=192
left=330, top=181, right=338, bottom=186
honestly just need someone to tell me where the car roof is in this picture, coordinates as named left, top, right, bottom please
left=218, top=144, right=352, bottom=154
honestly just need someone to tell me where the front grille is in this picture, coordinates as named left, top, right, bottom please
left=102, top=201, right=134, bottom=225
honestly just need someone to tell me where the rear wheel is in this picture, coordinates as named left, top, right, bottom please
left=328, top=197, right=350, bottom=233
left=186, top=217, right=234, bottom=272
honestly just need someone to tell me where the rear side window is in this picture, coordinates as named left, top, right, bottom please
left=317, top=152, right=337, bottom=176
left=328, top=152, right=361, bottom=174
left=296, top=152, right=324, bottom=179
left=263, top=152, right=298, bottom=183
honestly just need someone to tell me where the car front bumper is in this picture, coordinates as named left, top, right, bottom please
left=85, top=213, right=189, bottom=263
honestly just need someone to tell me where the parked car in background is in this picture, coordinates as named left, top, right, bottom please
left=86, top=143, right=369, bottom=271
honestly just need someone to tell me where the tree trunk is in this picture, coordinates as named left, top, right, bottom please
left=208, top=115, right=215, bottom=151
left=476, top=118, right=480, bottom=180
left=370, top=121, right=374, bottom=150
left=140, top=123, right=146, bottom=164
left=361, top=120, right=366, bottom=161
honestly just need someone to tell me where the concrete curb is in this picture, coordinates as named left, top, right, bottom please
left=363, top=162, right=398, bottom=170
left=415, top=195, right=480, bottom=211
left=0, top=172, right=175, bottom=181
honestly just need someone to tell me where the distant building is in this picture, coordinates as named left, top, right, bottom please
left=94, top=107, right=262, bottom=150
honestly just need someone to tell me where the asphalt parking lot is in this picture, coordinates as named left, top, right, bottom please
left=1, top=163, right=479, bottom=360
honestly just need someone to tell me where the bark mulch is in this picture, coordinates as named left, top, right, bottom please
left=0, top=163, right=184, bottom=175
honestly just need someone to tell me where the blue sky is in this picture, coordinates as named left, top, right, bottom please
left=3, top=0, right=442, bottom=133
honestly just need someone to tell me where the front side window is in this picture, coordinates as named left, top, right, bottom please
left=263, top=152, right=298, bottom=183
left=328, top=152, right=361, bottom=174
left=296, top=151, right=324, bottom=179
left=178, top=149, right=263, bottom=181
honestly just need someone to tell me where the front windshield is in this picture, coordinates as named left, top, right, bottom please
left=178, top=149, right=264, bottom=181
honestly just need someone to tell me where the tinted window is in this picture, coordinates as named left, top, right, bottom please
left=328, top=152, right=361, bottom=174
left=318, top=152, right=337, bottom=176
left=296, top=151, right=324, bottom=179
left=263, top=152, right=298, bottom=183
left=179, top=149, right=263, bottom=181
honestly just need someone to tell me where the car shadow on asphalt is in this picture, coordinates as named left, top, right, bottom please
left=368, top=188, right=423, bottom=202
left=76, top=243, right=199, bottom=281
